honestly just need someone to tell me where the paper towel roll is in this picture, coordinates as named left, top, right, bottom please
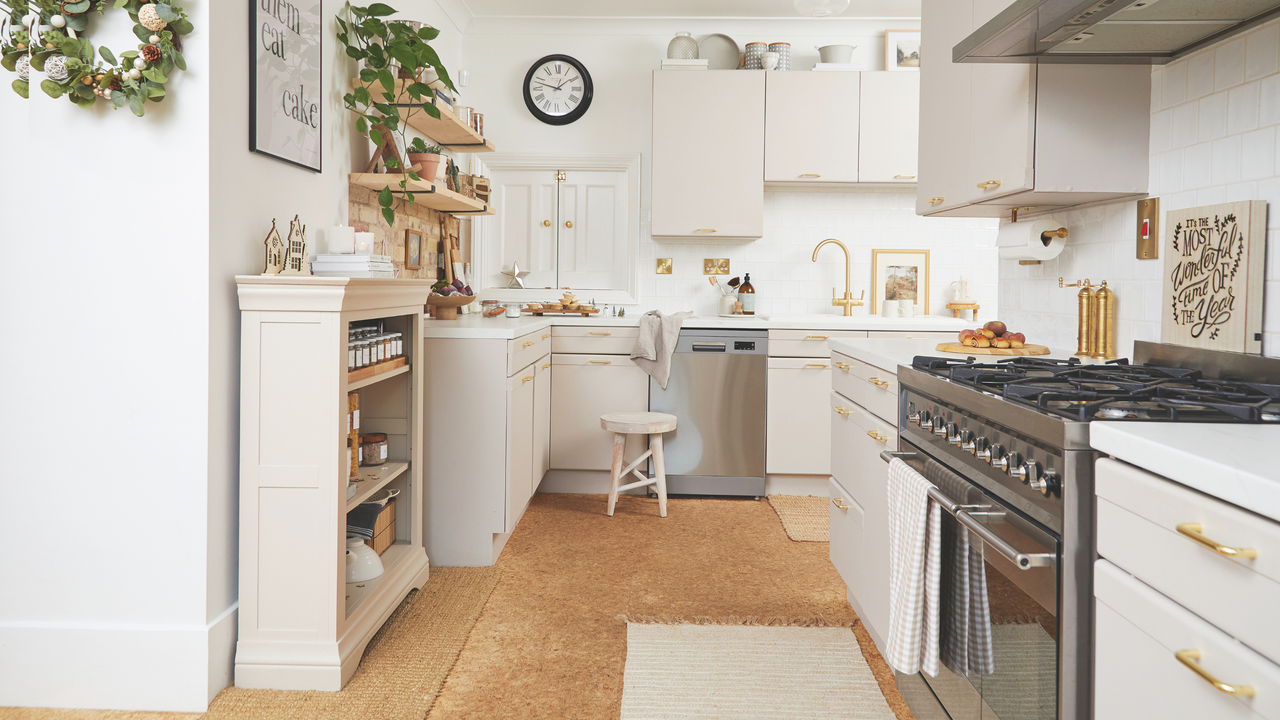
left=997, top=219, right=1067, bottom=262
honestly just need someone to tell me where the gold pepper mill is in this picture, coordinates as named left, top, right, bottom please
left=1059, top=278, right=1116, bottom=359
left=1059, top=278, right=1096, bottom=357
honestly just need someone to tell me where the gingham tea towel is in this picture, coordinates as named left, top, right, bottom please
left=884, top=458, right=942, bottom=677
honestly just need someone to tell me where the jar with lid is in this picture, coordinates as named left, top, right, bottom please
left=391, top=332, right=402, bottom=358
left=359, top=339, right=372, bottom=368
left=380, top=334, right=392, bottom=362
left=360, top=433, right=388, bottom=466
left=348, top=340, right=357, bottom=370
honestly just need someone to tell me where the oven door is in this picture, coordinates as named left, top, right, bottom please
left=892, top=442, right=1061, bottom=720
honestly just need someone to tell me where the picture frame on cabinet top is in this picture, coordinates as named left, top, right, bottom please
left=885, top=29, right=920, bottom=71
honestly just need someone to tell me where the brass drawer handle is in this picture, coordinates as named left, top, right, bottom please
left=522, top=376, right=534, bottom=383
left=1176, top=523, right=1257, bottom=559
left=542, top=333, right=551, bottom=339
left=867, top=430, right=889, bottom=444
left=589, top=360, right=612, bottom=365
left=833, top=406, right=851, bottom=415
left=831, top=497, right=849, bottom=510
left=695, top=228, right=717, bottom=232
left=800, top=173, right=822, bottom=178
left=522, top=341, right=534, bottom=347
left=589, top=331, right=612, bottom=336
left=542, top=363, right=550, bottom=369
left=806, top=363, right=829, bottom=368
left=926, top=196, right=944, bottom=204
left=835, top=362, right=851, bottom=370
left=806, top=334, right=829, bottom=339
left=867, top=377, right=889, bottom=388
left=894, top=174, right=916, bottom=179
left=977, top=180, right=1002, bottom=189
left=1175, top=649, right=1255, bottom=697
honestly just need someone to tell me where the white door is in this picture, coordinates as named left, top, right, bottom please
left=557, top=171, right=629, bottom=290
left=490, top=170, right=558, bottom=289
left=506, top=366, right=536, bottom=533
left=859, top=72, right=919, bottom=184
left=766, top=360, right=833, bottom=475
left=652, top=70, right=764, bottom=240
left=533, top=354, right=551, bottom=490
left=765, top=72, right=860, bottom=183
left=549, top=354, right=649, bottom=471
left=917, top=0, right=973, bottom=214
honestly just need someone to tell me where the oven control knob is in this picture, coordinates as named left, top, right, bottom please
left=999, top=451, right=1024, bottom=474
left=1012, top=459, right=1042, bottom=485
left=1031, top=469, right=1060, bottom=497
left=918, top=410, right=933, bottom=430
left=986, top=443, right=1006, bottom=466
left=933, top=419, right=949, bottom=437
left=945, top=423, right=962, bottom=444
left=907, top=403, right=920, bottom=425
left=957, top=429, right=975, bottom=450
left=972, top=436, right=990, bottom=458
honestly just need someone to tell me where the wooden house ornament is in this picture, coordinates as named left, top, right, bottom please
left=261, top=220, right=285, bottom=275
left=281, top=215, right=312, bottom=276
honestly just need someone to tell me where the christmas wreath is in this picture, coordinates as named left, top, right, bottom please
left=1, top=0, right=191, bottom=116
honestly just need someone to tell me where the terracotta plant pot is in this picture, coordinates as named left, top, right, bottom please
left=406, top=153, right=444, bottom=182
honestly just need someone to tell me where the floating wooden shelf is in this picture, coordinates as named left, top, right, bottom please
left=348, top=173, right=495, bottom=216
left=347, top=356, right=409, bottom=390
left=349, top=78, right=495, bottom=152
left=346, top=461, right=410, bottom=512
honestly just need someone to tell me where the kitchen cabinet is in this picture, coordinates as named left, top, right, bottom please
left=533, top=356, right=551, bottom=489
left=652, top=71, right=765, bottom=241
left=506, top=366, right=536, bottom=534
left=858, top=72, right=919, bottom=184
left=917, top=0, right=1150, bottom=217
left=765, top=72, right=860, bottom=184
left=549, top=353, right=649, bottom=471
left=766, top=358, right=833, bottom=475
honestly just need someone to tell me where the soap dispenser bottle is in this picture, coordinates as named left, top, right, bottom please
left=738, top=273, right=756, bottom=316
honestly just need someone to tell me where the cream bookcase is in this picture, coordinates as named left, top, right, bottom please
left=234, top=277, right=432, bottom=691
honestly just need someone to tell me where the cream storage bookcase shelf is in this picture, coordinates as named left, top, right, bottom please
left=349, top=173, right=495, bottom=216
left=234, top=276, right=432, bottom=692
left=352, top=79, right=496, bottom=152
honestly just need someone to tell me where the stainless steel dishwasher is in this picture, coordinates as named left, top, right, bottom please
left=648, top=328, right=767, bottom=497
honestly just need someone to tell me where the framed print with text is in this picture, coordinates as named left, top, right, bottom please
left=250, top=0, right=323, bottom=171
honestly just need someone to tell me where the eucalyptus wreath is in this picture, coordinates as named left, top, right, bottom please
left=1, top=0, right=192, bottom=116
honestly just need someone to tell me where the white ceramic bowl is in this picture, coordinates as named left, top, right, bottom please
left=817, top=44, right=856, bottom=63
left=346, top=536, right=384, bottom=583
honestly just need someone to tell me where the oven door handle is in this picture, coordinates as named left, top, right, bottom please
left=881, top=451, right=1056, bottom=571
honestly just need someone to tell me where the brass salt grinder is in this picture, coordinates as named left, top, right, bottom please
left=1059, top=278, right=1116, bottom=359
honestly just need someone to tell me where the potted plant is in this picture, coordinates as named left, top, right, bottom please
left=406, top=140, right=444, bottom=183
left=338, top=3, right=456, bottom=226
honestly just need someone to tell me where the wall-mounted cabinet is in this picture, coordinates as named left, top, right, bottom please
left=765, top=72, right=860, bottom=184
left=916, top=0, right=1151, bottom=217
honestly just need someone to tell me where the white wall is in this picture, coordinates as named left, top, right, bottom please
left=999, top=20, right=1280, bottom=359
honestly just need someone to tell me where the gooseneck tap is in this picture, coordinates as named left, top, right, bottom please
left=812, top=238, right=864, bottom=316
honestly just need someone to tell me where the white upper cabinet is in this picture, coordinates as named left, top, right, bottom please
left=918, top=0, right=1151, bottom=217
left=652, top=71, right=765, bottom=241
left=858, top=72, right=920, bottom=184
left=765, top=72, right=860, bottom=183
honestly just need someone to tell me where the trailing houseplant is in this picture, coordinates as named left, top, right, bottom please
left=338, top=2, right=456, bottom=226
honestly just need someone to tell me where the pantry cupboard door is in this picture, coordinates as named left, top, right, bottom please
left=557, top=171, right=630, bottom=291
left=765, top=71, right=860, bottom=183
left=488, top=170, right=558, bottom=289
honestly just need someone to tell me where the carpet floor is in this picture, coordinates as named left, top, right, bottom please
left=428, top=492, right=912, bottom=719
left=766, top=495, right=831, bottom=542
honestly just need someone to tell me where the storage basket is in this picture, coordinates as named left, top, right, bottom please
left=367, top=497, right=397, bottom=555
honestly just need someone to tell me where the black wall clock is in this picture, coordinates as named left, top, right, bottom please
left=523, top=54, right=593, bottom=125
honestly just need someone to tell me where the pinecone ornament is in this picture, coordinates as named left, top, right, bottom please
left=109, top=76, right=122, bottom=91
left=43, top=55, right=68, bottom=81
left=138, top=4, right=166, bottom=31
left=141, top=44, right=161, bottom=63
left=16, top=55, right=29, bottom=81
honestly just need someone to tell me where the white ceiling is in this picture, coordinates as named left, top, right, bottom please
left=456, top=0, right=921, bottom=19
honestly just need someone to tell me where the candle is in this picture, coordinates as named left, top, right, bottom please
left=355, top=231, right=375, bottom=256
left=327, top=226, right=356, bottom=254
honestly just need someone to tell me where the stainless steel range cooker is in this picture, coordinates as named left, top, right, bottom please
left=888, top=341, right=1280, bottom=720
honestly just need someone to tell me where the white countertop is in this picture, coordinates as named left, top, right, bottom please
left=422, top=312, right=971, bottom=339
left=828, top=337, right=1085, bottom=373
left=1090, top=423, right=1280, bottom=522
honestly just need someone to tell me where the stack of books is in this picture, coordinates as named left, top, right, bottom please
left=660, top=59, right=709, bottom=71
left=311, top=254, right=396, bottom=278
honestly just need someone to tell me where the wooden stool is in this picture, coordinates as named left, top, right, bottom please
left=600, top=412, right=678, bottom=518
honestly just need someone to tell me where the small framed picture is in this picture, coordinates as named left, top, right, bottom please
left=872, top=249, right=930, bottom=316
left=885, top=29, right=921, bottom=71
left=405, top=230, right=423, bottom=270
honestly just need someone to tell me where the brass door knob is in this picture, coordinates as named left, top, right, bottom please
left=543, top=220, right=551, bottom=227
left=564, top=220, right=573, bottom=228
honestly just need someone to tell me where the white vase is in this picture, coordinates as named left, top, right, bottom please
left=667, top=31, right=699, bottom=60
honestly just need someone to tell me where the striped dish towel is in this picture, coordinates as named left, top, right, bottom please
left=884, top=458, right=942, bottom=677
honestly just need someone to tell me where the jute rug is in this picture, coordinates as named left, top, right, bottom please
left=767, top=495, right=830, bottom=542
left=0, top=566, right=500, bottom=720
left=620, top=622, right=896, bottom=719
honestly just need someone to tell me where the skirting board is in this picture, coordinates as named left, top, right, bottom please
left=764, top=474, right=831, bottom=497
left=0, top=604, right=237, bottom=713
left=539, top=471, right=830, bottom=498
left=848, top=586, right=884, bottom=653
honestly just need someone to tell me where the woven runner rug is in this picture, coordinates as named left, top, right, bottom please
left=766, top=495, right=830, bottom=542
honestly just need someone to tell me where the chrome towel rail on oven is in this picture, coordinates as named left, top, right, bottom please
left=880, top=451, right=1056, bottom=571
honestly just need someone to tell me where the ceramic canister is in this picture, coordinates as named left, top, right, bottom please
left=744, top=42, right=766, bottom=70
left=768, top=42, right=791, bottom=70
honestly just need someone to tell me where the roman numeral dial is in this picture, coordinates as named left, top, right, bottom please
left=523, top=54, right=593, bottom=125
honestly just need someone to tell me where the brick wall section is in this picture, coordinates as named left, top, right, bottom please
left=348, top=182, right=460, bottom=282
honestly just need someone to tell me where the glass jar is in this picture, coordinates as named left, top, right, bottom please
left=667, top=31, right=699, bottom=60
left=358, top=340, right=371, bottom=368
left=348, top=340, right=357, bottom=370
left=360, top=433, right=388, bottom=466
left=391, top=332, right=402, bottom=358
left=380, top=334, right=392, bottom=361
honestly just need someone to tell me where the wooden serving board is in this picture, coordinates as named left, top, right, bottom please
left=935, top=342, right=1051, bottom=356
left=523, top=307, right=601, bottom=317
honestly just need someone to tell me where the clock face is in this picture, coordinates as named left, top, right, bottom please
left=523, top=54, right=593, bottom=126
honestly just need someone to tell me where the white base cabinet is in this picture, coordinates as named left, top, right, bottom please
left=766, top=359, right=833, bottom=476
left=549, top=353, right=649, bottom=471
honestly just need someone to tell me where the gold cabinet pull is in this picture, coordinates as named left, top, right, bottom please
left=894, top=174, right=916, bottom=179
left=926, top=196, right=945, bottom=204
left=522, top=376, right=534, bottom=383
left=806, top=363, right=829, bottom=368
left=835, top=362, right=851, bottom=370
left=589, top=360, right=612, bottom=365
left=565, top=220, right=573, bottom=228
left=542, top=220, right=551, bottom=227
left=589, top=331, right=612, bottom=336
left=1175, top=649, right=1255, bottom=697
left=542, top=363, right=550, bottom=369
left=867, top=377, right=889, bottom=387
left=695, top=228, right=717, bottom=232
left=806, top=334, right=830, bottom=339
left=833, top=406, right=851, bottom=415
left=522, top=341, right=534, bottom=347
left=867, top=430, right=889, bottom=443
left=542, top=333, right=551, bottom=339
left=977, top=180, right=1002, bottom=189
left=831, top=497, right=849, bottom=510
left=1176, top=523, right=1257, bottom=559
left=800, top=173, right=822, bottom=178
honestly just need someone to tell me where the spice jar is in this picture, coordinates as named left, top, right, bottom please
left=361, top=433, right=389, bottom=466
left=391, top=332, right=402, bottom=358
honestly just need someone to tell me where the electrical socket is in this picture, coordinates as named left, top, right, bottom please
left=703, top=258, right=730, bottom=275
left=656, top=258, right=672, bottom=274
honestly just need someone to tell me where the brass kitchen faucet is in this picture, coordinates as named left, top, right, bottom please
left=812, top=238, right=864, bottom=316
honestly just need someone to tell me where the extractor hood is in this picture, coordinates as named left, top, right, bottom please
left=954, top=0, right=1280, bottom=64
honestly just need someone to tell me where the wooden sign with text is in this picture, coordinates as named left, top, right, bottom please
left=1162, top=201, right=1266, bottom=354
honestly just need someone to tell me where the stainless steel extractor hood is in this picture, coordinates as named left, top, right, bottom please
left=955, top=0, right=1280, bottom=64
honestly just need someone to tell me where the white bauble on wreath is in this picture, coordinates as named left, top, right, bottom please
left=44, top=55, right=68, bottom=81
left=16, top=55, right=29, bottom=81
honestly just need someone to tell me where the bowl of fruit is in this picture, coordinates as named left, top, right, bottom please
left=939, top=321, right=1046, bottom=355
left=427, top=279, right=476, bottom=320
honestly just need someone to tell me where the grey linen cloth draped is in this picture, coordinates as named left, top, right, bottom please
left=630, top=310, right=693, bottom=389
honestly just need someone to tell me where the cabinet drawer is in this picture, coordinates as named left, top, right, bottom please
left=1096, top=559, right=1280, bottom=720
left=1097, top=457, right=1280, bottom=665
left=829, top=476, right=864, bottom=587
left=768, top=329, right=868, bottom=358
left=831, top=352, right=898, bottom=424
left=551, top=326, right=639, bottom=355
left=508, top=328, right=552, bottom=376
left=830, top=392, right=896, bottom=500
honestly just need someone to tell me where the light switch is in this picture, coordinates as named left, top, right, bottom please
left=1137, top=198, right=1159, bottom=260
left=703, top=258, right=730, bottom=275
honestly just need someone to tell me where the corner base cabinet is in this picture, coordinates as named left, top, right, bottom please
left=234, top=277, right=432, bottom=691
